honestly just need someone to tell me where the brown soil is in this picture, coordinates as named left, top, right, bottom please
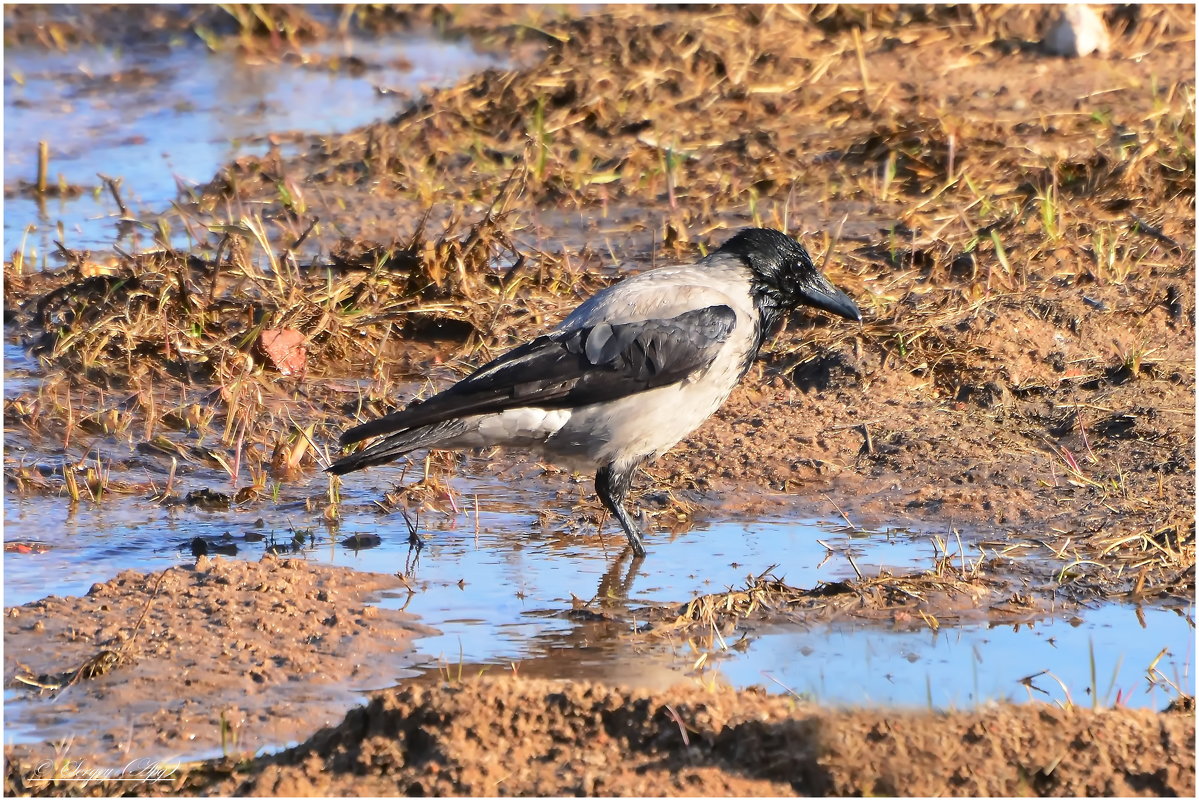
left=4, top=5, right=1196, bottom=796
left=3, top=556, right=431, bottom=762
left=7, top=677, right=1194, bottom=797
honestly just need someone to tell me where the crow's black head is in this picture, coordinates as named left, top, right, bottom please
left=717, top=227, right=861, bottom=324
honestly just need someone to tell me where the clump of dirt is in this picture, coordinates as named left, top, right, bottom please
left=7, top=677, right=1193, bottom=797
left=3, top=556, right=432, bottom=762
left=636, top=562, right=1047, bottom=638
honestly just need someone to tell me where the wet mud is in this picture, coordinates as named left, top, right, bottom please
left=6, top=676, right=1195, bottom=797
left=3, top=4, right=1195, bottom=796
left=4, top=556, right=431, bottom=762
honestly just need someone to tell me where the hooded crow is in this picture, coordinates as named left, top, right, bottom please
left=328, top=227, right=861, bottom=557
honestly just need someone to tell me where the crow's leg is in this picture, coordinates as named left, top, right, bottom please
left=595, top=462, right=647, bottom=558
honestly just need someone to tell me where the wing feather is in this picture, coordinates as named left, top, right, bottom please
left=339, top=305, right=736, bottom=446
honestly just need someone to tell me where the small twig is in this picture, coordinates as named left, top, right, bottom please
left=1129, top=215, right=1182, bottom=253
left=819, top=213, right=849, bottom=274
left=858, top=422, right=874, bottom=456
left=783, top=177, right=799, bottom=235
left=52, top=240, right=85, bottom=275
left=37, top=140, right=49, bottom=194
left=97, top=173, right=128, bottom=217
left=851, top=27, right=870, bottom=98
left=663, top=705, right=691, bottom=746
left=277, top=215, right=319, bottom=268
left=1077, top=410, right=1097, bottom=463
left=845, top=551, right=864, bottom=581
left=822, top=492, right=856, bottom=530
left=760, top=670, right=806, bottom=702
left=399, top=505, right=424, bottom=550
left=124, top=570, right=169, bottom=653
left=209, top=233, right=230, bottom=304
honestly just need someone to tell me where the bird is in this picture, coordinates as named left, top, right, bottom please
left=327, top=227, right=861, bottom=558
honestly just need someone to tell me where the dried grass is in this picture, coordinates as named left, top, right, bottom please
left=3, top=3, right=1194, bottom=588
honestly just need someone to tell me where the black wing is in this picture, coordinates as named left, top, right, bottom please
left=340, top=305, right=737, bottom=446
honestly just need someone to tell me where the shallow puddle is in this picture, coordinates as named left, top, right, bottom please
left=3, top=34, right=505, bottom=259
left=4, top=466, right=1194, bottom=728
left=360, top=511, right=1194, bottom=711
left=1, top=344, right=41, bottom=398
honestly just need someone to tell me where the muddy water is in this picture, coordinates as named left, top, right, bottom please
left=4, top=463, right=1194, bottom=722
left=3, top=35, right=505, bottom=260
left=360, top=511, right=1194, bottom=710
left=1, top=344, right=41, bottom=398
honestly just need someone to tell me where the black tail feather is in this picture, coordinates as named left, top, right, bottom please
left=338, top=408, right=418, bottom=447
left=327, top=419, right=470, bottom=475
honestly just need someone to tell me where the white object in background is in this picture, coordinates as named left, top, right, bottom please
left=1043, top=5, right=1112, bottom=57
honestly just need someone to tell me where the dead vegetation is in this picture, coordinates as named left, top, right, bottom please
left=645, top=561, right=1017, bottom=637
left=619, top=527, right=1101, bottom=649
left=6, top=194, right=538, bottom=383
left=4, top=5, right=1195, bottom=595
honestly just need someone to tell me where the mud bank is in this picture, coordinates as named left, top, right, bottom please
left=3, top=557, right=431, bottom=762
left=7, top=677, right=1194, bottom=797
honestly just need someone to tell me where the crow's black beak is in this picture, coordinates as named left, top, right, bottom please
left=800, top=273, right=862, bottom=322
